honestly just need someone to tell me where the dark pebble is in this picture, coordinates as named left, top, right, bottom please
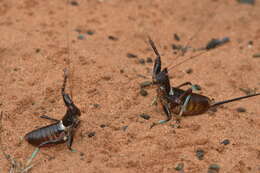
left=140, top=81, right=152, bottom=88
left=80, top=152, right=85, bottom=157
left=86, top=30, right=95, bottom=35
left=91, top=104, right=100, bottom=108
left=127, top=53, right=137, bottom=58
left=70, top=1, right=79, bottom=6
left=108, top=35, right=118, bottom=41
left=121, top=126, right=128, bottom=131
left=252, top=53, right=260, bottom=58
left=138, top=58, right=145, bottom=64
left=221, top=139, right=230, bottom=145
left=88, top=132, right=96, bottom=138
left=35, top=48, right=41, bottom=53
left=206, top=37, right=230, bottom=50
left=140, top=114, right=150, bottom=120
left=120, top=69, right=124, bottom=73
left=196, top=149, right=205, bottom=160
left=236, top=107, right=246, bottom=113
left=78, top=34, right=85, bottom=40
left=248, top=40, right=253, bottom=46
left=75, top=28, right=81, bottom=33
left=208, top=164, right=220, bottom=173
left=140, top=88, right=148, bottom=96
left=237, top=0, right=255, bottom=5
left=174, top=33, right=180, bottom=41
left=100, top=124, right=107, bottom=128
left=185, top=68, right=193, bottom=74
left=175, top=163, right=184, bottom=171
left=172, top=44, right=182, bottom=50
left=146, top=57, right=153, bottom=63
left=193, top=84, right=201, bottom=91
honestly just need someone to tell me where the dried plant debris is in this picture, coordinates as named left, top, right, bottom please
left=140, top=81, right=152, bottom=88
left=239, top=87, right=257, bottom=95
left=237, top=0, right=255, bottom=5
left=208, top=164, right=220, bottom=173
left=127, top=53, right=138, bottom=58
left=108, top=35, right=119, bottom=41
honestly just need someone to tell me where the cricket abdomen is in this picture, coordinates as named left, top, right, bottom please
left=170, top=88, right=211, bottom=116
left=25, top=121, right=66, bottom=147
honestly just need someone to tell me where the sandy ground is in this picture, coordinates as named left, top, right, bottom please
left=0, top=0, right=260, bottom=172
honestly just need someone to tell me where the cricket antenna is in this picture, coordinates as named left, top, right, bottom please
left=66, top=0, right=73, bottom=99
left=166, top=3, right=220, bottom=71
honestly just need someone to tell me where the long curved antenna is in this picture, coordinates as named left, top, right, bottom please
left=166, top=3, right=220, bottom=71
left=168, top=50, right=208, bottom=71
left=66, top=0, right=73, bottom=99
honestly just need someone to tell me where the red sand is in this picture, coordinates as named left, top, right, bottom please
left=0, top=0, right=260, bottom=172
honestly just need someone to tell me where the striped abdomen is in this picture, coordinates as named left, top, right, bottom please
left=25, top=121, right=66, bottom=147
left=170, top=88, right=211, bottom=116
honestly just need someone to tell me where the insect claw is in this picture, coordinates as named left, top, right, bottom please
left=150, top=122, right=158, bottom=129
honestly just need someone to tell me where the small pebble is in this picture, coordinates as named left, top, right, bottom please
left=172, top=44, right=182, bottom=50
left=146, top=57, right=153, bottom=63
left=208, top=164, right=220, bottom=173
left=139, top=114, right=150, bottom=120
left=127, top=53, right=137, bottom=58
left=78, top=34, right=85, bottom=40
left=174, top=33, right=180, bottom=41
left=100, top=124, right=106, bottom=128
left=185, top=68, right=193, bottom=74
left=175, top=163, right=184, bottom=171
left=70, top=1, right=79, bottom=6
left=108, top=35, right=118, bottom=41
left=121, top=126, right=128, bottom=131
left=236, top=107, right=246, bottom=113
left=193, top=84, right=201, bottom=91
left=138, top=58, right=145, bottom=64
left=221, top=139, right=230, bottom=145
left=88, top=132, right=96, bottom=138
left=248, top=40, right=253, bottom=46
left=35, top=48, right=41, bottom=53
left=90, top=103, right=100, bottom=109
left=140, top=88, right=148, bottom=96
left=75, top=28, right=81, bottom=33
left=206, top=37, right=230, bottom=50
left=196, top=149, right=205, bottom=160
left=140, top=81, right=152, bottom=88
left=252, top=53, right=260, bottom=58
left=86, top=30, right=95, bottom=35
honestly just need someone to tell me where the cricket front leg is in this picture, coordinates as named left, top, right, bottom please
left=151, top=103, right=172, bottom=128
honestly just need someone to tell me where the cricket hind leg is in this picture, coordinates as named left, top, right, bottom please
left=26, top=137, right=66, bottom=166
